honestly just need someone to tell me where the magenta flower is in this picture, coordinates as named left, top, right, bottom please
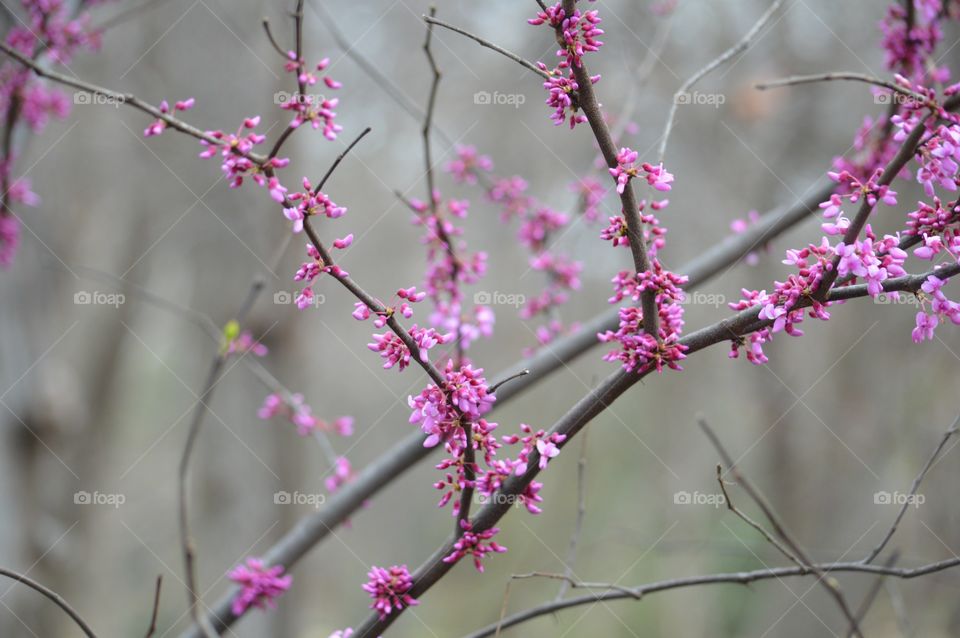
left=362, top=565, right=419, bottom=620
left=0, top=215, right=20, bottom=268
left=325, top=456, right=355, bottom=493
left=446, top=145, right=493, bottom=184
left=226, top=330, right=268, bottom=357
left=283, top=177, right=346, bottom=234
left=609, top=147, right=639, bottom=194
left=143, top=97, right=194, bottom=137
left=913, top=311, right=939, bottom=343
left=228, top=558, right=291, bottom=616
left=442, top=520, right=507, bottom=572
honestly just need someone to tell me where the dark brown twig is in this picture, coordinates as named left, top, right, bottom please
left=464, top=556, right=960, bottom=638
left=659, top=0, right=785, bottom=160
left=861, top=415, right=960, bottom=564
left=144, top=575, right=163, bottom=638
left=0, top=567, right=98, bottom=637
left=422, top=16, right=548, bottom=79
left=697, top=417, right=863, bottom=638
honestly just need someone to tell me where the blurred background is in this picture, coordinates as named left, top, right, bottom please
left=2, top=0, right=960, bottom=636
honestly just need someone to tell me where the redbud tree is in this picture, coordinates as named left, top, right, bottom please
left=2, top=1, right=960, bottom=637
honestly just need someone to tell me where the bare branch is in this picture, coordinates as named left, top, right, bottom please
left=464, top=556, right=960, bottom=638
left=861, top=415, right=960, bottom=564
left=422, top=16, right=549, bottom=79
left=144, top=575, right=163, bottom=638
left=756, top=72, right=933, bottom=106
left=0, top=567, right=98, bottom=638
left=698, top=417, right=863, bottom=637
left=659, top=0, right=785, bottom=161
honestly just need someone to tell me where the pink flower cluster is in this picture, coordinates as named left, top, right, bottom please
left=143, top=98, right=194, bottom=137
left=529, top=3, right=604, bottom=128
left=446, top=145, right=493, bottom=185
left=367, top=325, right=449, bottom=371
left=570, top=176, right=606, bottom=222
left=228, top=558, right=292, bottom=615
left=610, top=148, right=674, bottom=194
left=912, top=274, right=960, bottom=342
left=446, top=146, right=583, bottom=349
left=600, top=260, right=689, bottom=374
left=405, top=189, right=492, bottom=351
left=602, top=200, right=668, bottom=258
left=408, top=361, right=495, bottom=448
left=362, top=565, right=418, bottom=620
left=835, top=226, right=907, bottom=296
left=226, top=330, right=269, bottom=357
left=198, top=116, right=290, bottom=190
left=325, top=456, right=355, bottom=494
left=443, top=520, right=507, bottom=573
left=0, top=0, right=108, bottom=268
left=294, top=243, right=348, bottom=310
left=281, top=53, right=342, bottom=138
left=283, top=177, right=346, bottom=233
left=502, top=424, right=567, bottom=475
left=730, top=210, right=767, bottom=265
left=880, top=0, right=946, bottom=82
left=258, top=393, right=353, bottom=438
left=529, top=2, right=604, bottom=69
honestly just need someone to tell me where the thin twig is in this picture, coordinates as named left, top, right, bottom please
left=861, top=414, right=960, bottom=564
left=659, top=0, right=785, bottom=161
left=315, top=127, right=372, bottom=194
left=178, top=281, right=264, bottom=638
left=262, top=18, right=288, bottom=58
left=0, top=41, right=271, bottom=165
left=714, top=464, right=803, bottom=566
left=0, top=567, right=98, bottom=637
left=487, top=369, right=530, bottom=394
left=144, top=575, right=163, bottom=638
left=846, top=552, right=899, bottom=638
left=423, top=16, right=549, bottom=79
left=756, top=72, right=933, bottom=107
left=555, top=432, right=589, bottom=601
left=464, top=556, right=960, bottom=638
left=698, top=417, right=864, bottom=638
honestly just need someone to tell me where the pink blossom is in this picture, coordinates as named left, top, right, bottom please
left=325, top=456, right=355, bottom=493
left=362, top=565, right=418, bottom=620
left=226, top=330, right=268, bottom=357
left=228, top=558, right=291, bottom=616
left=143, top=97, right=194, bottom=137
left=446, top=145, right=493, bottom=184
left=0, top=215, right=19, bottom=268
left=443, top=520, right=507, bottom=572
